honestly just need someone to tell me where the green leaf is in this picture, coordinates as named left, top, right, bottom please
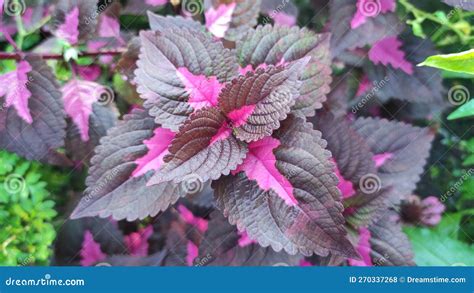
left=448, top=100, right=474, bottom=120
left=404, top=216, right=474, bottom=266
left=418, top=49, right=474, bottom=75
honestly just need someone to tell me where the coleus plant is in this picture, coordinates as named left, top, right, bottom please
left=0, top=0, right=447, bottom=266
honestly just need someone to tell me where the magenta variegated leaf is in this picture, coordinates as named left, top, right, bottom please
left=148, top=107, right=248, bottom=185
left=214, top=115, right=357, bottom=257
left=218, top=60, right=307, bottom=142
left=363, top=32, right=445, bottom=104
left=205, top=0, right=261, bottom=41
left=52, top=217, right=125, bottom=266
left=350, top=0, right=396, bottom=29
left=368, top=36, right=413, bottom=75
left=0, top=56, right=68, bottom=165
left=353, top=117, right=434, bottom=202
left=147, top=11, right=203, bottom=32
left=330, top=0, right=403, bottom=56
left=236, top=25, right=332, bottom=116
left=70, top=109, right=186, bottom=221
left=52, top=0, right=98, bottom=43
left=197, top=211, right=302, bottom=266
left=134, top=29, right=238, bottom=131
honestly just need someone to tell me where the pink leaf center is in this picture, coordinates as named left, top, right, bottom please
left=132, top=127, right=176, bottom=177
left=348, top=227, right=373, bottom=266
left=0, top=60, right=33, bottom=124
left=177, top=204, right=209, bottom=233
left=124, top=225, right=153, bottom=257
left=369, top=37, right=414, bottom=75
left=186, top=241, right=199, bottom=266
left=351, top=0, right=396, bottom=29
left=272, top=12, right=297, bottom=27
left=232, top=137, right=297, bottom=206
left=56, top=6, right=79, bottom=45
left=226, top=105, right=256, bottom=127
left=62, top=80, right=109, bottom=142
left=372, top=152, right=393, bottom=167
left=210, top=122, right=233, bottom=145
left=80, top=230, right=106, bottom=266
left=176, top=67, right=223, bottom=110
left=204, top=2, right=236, bottom=38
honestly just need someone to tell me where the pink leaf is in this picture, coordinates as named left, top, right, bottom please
left=369, top=37, right=414, bottom=75
left=56, top=6, right=79, bottom=44
left=98, top=14, right=124, bottom=45
left=332, top=159, right=356, bottom=199
left=0, top=60, right=33, bottom=124
left=80, top=230, right=106, bottom=266
left=420, top=196, right=445, bottom=226
left=176, top=67, right=223, bottom=110
left=132, top=127, right=176, bottom=177
left=145, top=0, right=168, bottom=6
left=237, top=231, right=256, bottom=247
left=205, top=2, right=236, bottom=38
left=348, top=227, right=373, bottom=266
left=177, top=204, right=209, bottom=233
left=124, top=225, right=153, bottom=256
left=372, top=152, right=393, bottom=167
left=226, top=105, right=255, bottom=128
left=272, top=12, right=297, bottom=27
left=61, top=80, right=109, bottom=142
left=186, top=241, right=199, bottom=266
left=232, top=136, right=297, bottom=206
left=351, top=0, right=396, bottom=29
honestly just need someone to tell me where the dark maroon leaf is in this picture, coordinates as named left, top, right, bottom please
left=353, top=117, right=434, bottom=202
left=71, top=109, right=186, bottom=221
left=368, top=212, right=415, bottom=266
left=218, top=60, right=307, bottom=142
left=0, top=56, right=68, bottom=165
left=148, top=107, right=248, bottom=185
left=197, top=211, right=301, bottom=266
left=116, top=37, right=141, bottom=82
left=236, top=25, right=332, bottom=116
left=214, top=115, right=357, bottom=257
left=330, top=0, right=403, bottom=57
left=135, top=29, right=238, bottom=131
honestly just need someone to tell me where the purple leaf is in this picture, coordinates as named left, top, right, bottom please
left=147, top=11, right=203, bottom=31
left=55, top=6, right=79, bottom=44
left=80, top=230, right=107, bottom=266
left=350, top=0, right=396, bottom=29
left=368, top=37, right=413, bottom=75
left=0, top=56, right=68, bottom=165
left=205, top=2, right=236, bottom=38
left=353, top=117, right=434, bottom=202
left=214, top=115, right=357, bottom=257
left=236, top=25, right=332, bottom=116
left=197, top=211, right=302, bottom=266
left=116, top=37, right=141, bottom=82
left=330, top=0, right=403, bottom=56
left=363, top=32, right=445, bottom=105
left=0, top=60, right=33, bottom=124
left=148, top=107, right=248, bottom=185
left=61, top=80, right=115, bottom=142
left=134, top=29, right=238, bottom=131
left=205, top=0, right=261, bottom=42
left=71, top=109, right=186, bottom=221
left=219, top=60, right=307, bottom=142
